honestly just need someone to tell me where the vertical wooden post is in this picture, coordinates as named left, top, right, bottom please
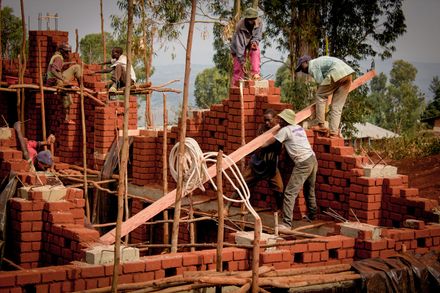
left=251, top=218, right=262, bottom=293
left=188, top=192, right=195, bottom=252
left=239, top=81, right=246, bottom=228
left=171, top=0, right=196, bottom=254
left=80, top=62, right=90, bottom=222
left=215, top=150, right=224, bottom=293
left=162, top=93, right=169, bottom=245
left=75, top=29, right=79, bottom=53
left=19, top=0, right=26, bottom=131
left=141, top=0, right=154, bottom=128
left=0, top=0, right=3, bottom=81
left=37, top=40, right=47, bottom=150
left=16, top=56, right=21, bottom=124
left=111, top=0, right=133, bottom=291
left=100, top=0, right=106, bottom=65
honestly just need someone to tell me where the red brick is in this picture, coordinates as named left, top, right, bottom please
left=161, top=255, right=183, bottom=269
left=81, top=265, right=105, bottom=278
left=145, top=258, right=161, bottom=271
left=400, top=188, right=418, bottom=198
left=0, top=273, right=16, bottom=287
left=41, top=268, right=67, bottom=282
left=364, top=239, right=387, bottom=251
left=133, top=272, right=154, bottom=283
left=290, top=243, right=308, bottom=253
left=260, top=251, right=283, bottom=264
left=123, top=261, right=145, bottom=273
left=307, top=242, right=326, bottom=251
left=182, top=253, right=200, bottom=266
left=233, top=249, right=247, bottom=260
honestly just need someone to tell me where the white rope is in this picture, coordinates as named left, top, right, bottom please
left=169, top=138, right=261, bottom=234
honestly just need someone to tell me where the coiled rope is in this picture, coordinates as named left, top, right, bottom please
left=169, top=138, right=261, bottom=233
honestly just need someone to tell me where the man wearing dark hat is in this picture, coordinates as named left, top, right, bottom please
left=27, top=135, right=55, bottom=171
left=261, top=109, right=318, bottom=233
left=296, top=56, right=354, bottom=137
left=46, top=43, right=82, bottom=123
left=230, top=7, right=262, bottom=85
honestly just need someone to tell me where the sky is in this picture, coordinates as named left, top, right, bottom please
left=3, top=0, right=440, bottom=66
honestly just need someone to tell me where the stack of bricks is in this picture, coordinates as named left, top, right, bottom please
left=260, top=235, right=355, bottom=269
left=6, top=188, right=99, bottom=268
left=0, top=247, right=249, bottom=292
left=354, top=220, right=440, bottom=259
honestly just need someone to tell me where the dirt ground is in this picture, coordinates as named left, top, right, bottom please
left=390, top=154, right=440, bottom=202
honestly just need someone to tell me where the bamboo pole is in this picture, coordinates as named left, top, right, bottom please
left=171, top=0, right=196, bottom=253
left=80, top=61, right=90, bottom=222
left=16, top=56, right=21, bottom=126
left=215, top=150, right=224, bottom=293
left=239, top=81, right=246, bottom=230
left=37, top=40, right=47, bottom=149
left=111, top=0, right=133, bottom=291
left=162, top=93, right=169, bottom=245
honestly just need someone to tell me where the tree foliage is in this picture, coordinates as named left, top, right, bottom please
left=422, top=76, right=440, bottom=120
left=367, top=60, right=425, bottom=134
left=261, top=0, right=406, bottom=75
left=79, top=33, right=121, bottom=64
left=194, top=67, right=229, bottom=108
left=1, top=6, right=22, bottom=59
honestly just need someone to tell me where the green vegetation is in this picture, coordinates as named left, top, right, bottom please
left=1, top=7, right=22, bottom=59
left=79, top=33, right=122, bottom=64
left=194, top=67, right=229, bottom=109
left=422, top=76, right=440, bottom=120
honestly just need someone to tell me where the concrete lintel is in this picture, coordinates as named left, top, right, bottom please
left=0, top=128, right=12, bottom=140
left=234, top=231, right=279, bottom=250
left=339, top=222, right=382, bottom=240
left=18, top=185, right=67, bottom=201
left=85, top=244, right=140, bottom=265
left=363, top=164, right=398, bottom=178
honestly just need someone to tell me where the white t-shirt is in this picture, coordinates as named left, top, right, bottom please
left=111, top=54, right=137, bottom=82
left=274, top=125, right=314, bottom=163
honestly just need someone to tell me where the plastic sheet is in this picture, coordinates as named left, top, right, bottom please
left=352, top=252, right=440, bottom=293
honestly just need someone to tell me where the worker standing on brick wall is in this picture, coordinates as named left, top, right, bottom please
left=260, top=109, right=318, bottom=233
left=296, top=55, right=355, bottom=137
left=46, top=43, right=82, bottom=124
left=225, top=109, right=284, bottom=214
left=230, top=7, right=262, bottom=86
left=90, top=47, right=137, bottom=93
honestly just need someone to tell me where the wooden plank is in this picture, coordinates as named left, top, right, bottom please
left=99, top=70, right=376, bottom=244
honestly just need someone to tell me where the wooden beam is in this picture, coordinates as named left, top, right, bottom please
left=99, top=70, right=376, bottom=244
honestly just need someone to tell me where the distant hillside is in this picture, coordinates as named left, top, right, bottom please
left=137, top=60, right=440, bottom=127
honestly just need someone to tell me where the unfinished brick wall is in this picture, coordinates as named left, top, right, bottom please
left=6, top=188, right=99, bottom=269
left=0, top=30, right=138, bottom=170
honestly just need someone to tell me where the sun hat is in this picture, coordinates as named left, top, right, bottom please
left=295, top=55, right=311, bottom=72
left=58, top=43, right=72, bottom=52
left=36, top=150, right=53, bottom=166
left=243, top=8, right=259, bottom=19
left=277, top=109, right=296, bottom=125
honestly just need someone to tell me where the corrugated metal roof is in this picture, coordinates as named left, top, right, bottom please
left=349, top=122, right=399, bottom=139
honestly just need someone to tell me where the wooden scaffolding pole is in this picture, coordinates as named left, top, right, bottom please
left=80, top=62, right=90, bottom=222
left=19, top=0, right=26, bottom=130
left=99, top=70, right=376, bottom=244
left=0, top=0, right=3, bottom=81
left=215, top=150, right=224, bottom=293
left=162, top=94, right=169, bottom=245
left=37, top=40, right=47, bottom=149
left=100, top=0, right=106, bottom=65
left=170, top=0, right=196, bottom=253
left=75, top=29, right=79, bottom=53
left=111, top=0, right=133, bottom=291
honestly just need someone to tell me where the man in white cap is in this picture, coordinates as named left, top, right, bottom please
left=230, top=7, right=262, bottom=85
left=260, top=109, right=318, bottom=233
left=296, top=55, right=354, bottom=137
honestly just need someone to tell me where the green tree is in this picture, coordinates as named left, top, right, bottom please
left=422, top=76, right=440, bottom=120
left=261, top=0, right=406, bottom=76
left=79, top=32, right=121, bottom=64
left=194, top=67, right=229, bottom=108
left=1, top=6, right=22, bottom=59
left=367, top=60, right=425, bottom=134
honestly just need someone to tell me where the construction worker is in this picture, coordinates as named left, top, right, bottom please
left=296, top=55, right=355, bottom=137
left=260, top=109, right=318, bottom=233
left=226, top=109, right=284, bottom=213
left=46, top=43, right=82, bottom=123
left=230, top=7, right=262, bottom=86
left=91, top=47, right=136, bottom=93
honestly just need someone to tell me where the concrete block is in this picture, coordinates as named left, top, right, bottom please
left=234, top=231, right=278, bottom=250
left=85, top=245, right=140, bottom=265
left=19, top=185, right=67, bottom=201
left=339, top=222, right=382, bottom=240
left=254, top=80, right=269, bottom=88
left=363, top=164, right=397, bottom=178
left=0, top=128, right=12, bottom=140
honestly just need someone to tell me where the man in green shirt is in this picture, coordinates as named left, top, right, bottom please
left=296, top=55, right=354, bottom=137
